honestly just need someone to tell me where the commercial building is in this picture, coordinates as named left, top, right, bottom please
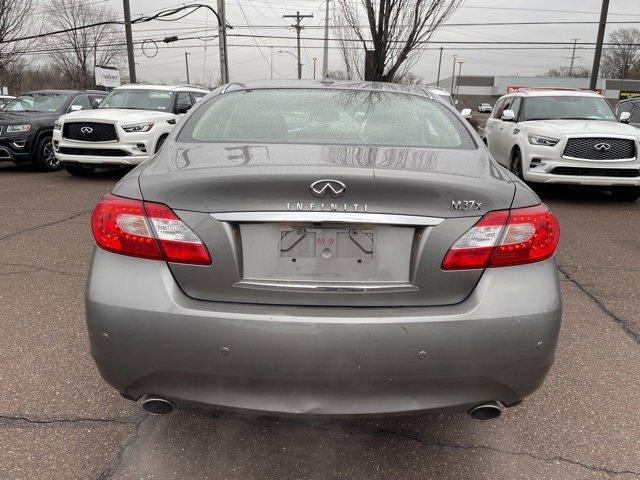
left=435, top=75, right=640, bottom=109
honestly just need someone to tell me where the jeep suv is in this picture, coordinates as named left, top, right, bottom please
left=53, top=84, right=208, bottom=176
left=483, top=89, right=640, bottom=201
left=0, top=90, right=105, bottom=171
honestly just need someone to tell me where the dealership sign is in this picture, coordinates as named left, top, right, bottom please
left=94, top=66, right=121, bottom=88
left=507, top=86, right=602, bottom=94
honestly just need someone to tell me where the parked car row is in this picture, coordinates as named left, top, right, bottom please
left=0, top=84, right=209, bottom=175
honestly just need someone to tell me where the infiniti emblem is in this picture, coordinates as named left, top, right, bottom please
left=80, top=126, right=94, bottom=134
left=310, top=179, right=346, bottom=198
left=594, top=142, right=611, bottom=152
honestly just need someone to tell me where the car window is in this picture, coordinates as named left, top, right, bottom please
left=99, top=89, right=172, bottom=111
left=510, top=98, right=522, bottom=119
left=179, top=89, right=476, bottom=149
left=69, top=94, right=92, bottom=111
left=190, top=92, right=206, bottom=104
left=175, top=92, right=193, bottom=113
left=90, top=95, right=105, bottom=108
left=521, top=96, right=616, bottom=122
left=3, top=93, right=70, bottom=112
left=492, top=99, right=505, bottom=119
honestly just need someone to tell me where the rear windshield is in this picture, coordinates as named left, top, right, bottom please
left=178, top=89, right=475, bottom=149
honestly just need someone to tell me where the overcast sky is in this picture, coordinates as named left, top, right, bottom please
left=99, top=0, right=640, bottom=85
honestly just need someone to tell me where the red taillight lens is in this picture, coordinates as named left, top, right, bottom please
left=91, top=194, right=211, bottom=265
left=442, top=204, right=559, bottom=270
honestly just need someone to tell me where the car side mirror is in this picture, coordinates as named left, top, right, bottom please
left=501, top=109, right=516, bottom=122
left=619, top=111, right=631, bottom=124
left=70, top=105, right=83, bottom=112
left=460, top=108, right=472, bottom=119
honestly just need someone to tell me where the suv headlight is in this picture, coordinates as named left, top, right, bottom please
left=122, top=122, right=154, bottom=133
left=54, top=121, right=62, bottom=130
left=6, top=124, right=32, bottom=133
left=528, top=134, right=560, bottom=147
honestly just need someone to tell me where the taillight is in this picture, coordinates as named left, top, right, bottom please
left=91, top=194, right=211, bottom=265
left=442, top=204, right=559, bottom=270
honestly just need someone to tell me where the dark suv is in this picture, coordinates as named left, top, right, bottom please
left=0, top=90, right=106, bottom=171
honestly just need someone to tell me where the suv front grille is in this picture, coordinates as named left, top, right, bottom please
left=563, top=137, right=636, bottom=160
left=550, top=166, right=640, bottom=177
left=63, top=122, right=118, bottom=142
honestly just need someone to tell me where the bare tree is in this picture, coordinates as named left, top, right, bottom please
left=0, top=0, right=37, bottom=85
left=334, top=0, right=462, bottom=82
left=44, top=0, right=124, bottom=89
left=544, top=66, right=591, bottom=78
left=601, top=28, right=640, bottom=80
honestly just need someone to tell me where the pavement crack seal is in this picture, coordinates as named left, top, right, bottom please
left=0, top=413, right=143, bottom=427
left=97, top=413, right=150, bottom=480
left=558, top=265, right=640, bottom=345
left=0, top=210, right=91, bottom=242
left=0, top=261, right=86, bottom=278
left=379, top=428, right=640, bottom=477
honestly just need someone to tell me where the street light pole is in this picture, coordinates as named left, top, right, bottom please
left=620, top=57, right=631, bottom=100
left=184, top=52, right=191, bottom=84
left=436, top=46, right=443, bottom=86
left=313, top=57, right=317, bottom=79
left=451, top=55, right=457, bottom=102
left=456, top=60, right=466, bottom=97
left=270, top=46, right=274, bottom=80
left=322, top=0, right=330, bottom=78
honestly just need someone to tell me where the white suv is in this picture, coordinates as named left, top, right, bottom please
left=483, top=89, right=640, bottom=201
left=53, top=84, right=208, bottom=176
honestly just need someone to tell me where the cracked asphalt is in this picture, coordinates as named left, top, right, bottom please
left=1, top=164, right=639, bottom=480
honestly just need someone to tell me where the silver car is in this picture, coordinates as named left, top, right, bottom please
left=87, top=80, right=562, bottom=421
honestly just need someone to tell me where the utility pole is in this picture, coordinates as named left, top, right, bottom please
left=322, top=0, right=330, bottom=78
left=185, top=52, right=191, bottom=84
left=451, top=54, right=457, bottom=101
left=569, top=38, right=580, bottom=76
left=436, top=46, right=444, bottom=86
left=590, top=0, right=609, bottom=90
left=122, top=0, right=136, bottom=83
left=283, top=11, right=314, bottom=80
left=217, top=0, right=229, bottom=83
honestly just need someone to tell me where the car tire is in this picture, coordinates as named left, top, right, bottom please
left=64, top=163, right=96, bottom=177
left=611, top=187, right=640, bottom=202
left=509, top=149, right=525, bottom=181
left=155, top=135, right=167, bottom=154
left=33, top=136, right=61, bottom=171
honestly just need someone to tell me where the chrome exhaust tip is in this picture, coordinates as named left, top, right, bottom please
left=468, top=402, right=502, bottom=421
left=141, top=397, right=175, bottom=415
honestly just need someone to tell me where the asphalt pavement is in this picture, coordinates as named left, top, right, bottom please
left=1, top=164, right=639, bottom=480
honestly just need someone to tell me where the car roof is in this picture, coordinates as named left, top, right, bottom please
left=115, top=83, right=209, bottom=93
left=21, top=89, right=104, bottom=95
left=221, top=79, right=435, bottom=99
left=504, top=89, right=603, bottom=98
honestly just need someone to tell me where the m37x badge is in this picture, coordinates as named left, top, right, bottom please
left=451, top=200, right=482, bottom=211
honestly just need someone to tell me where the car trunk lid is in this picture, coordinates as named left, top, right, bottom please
left=139, top=143, right=516, bottom=307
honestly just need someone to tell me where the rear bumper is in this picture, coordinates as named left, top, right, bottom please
left=86, top=250, right=562, bottom=416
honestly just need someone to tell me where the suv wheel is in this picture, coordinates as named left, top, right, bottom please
left=34, top=136, right=61, bottom=171
left=64, top=163, right=96, bottom=177
left=611, top=187, right=640, bottom=202
left=509, top=149, right=524, bottom=180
